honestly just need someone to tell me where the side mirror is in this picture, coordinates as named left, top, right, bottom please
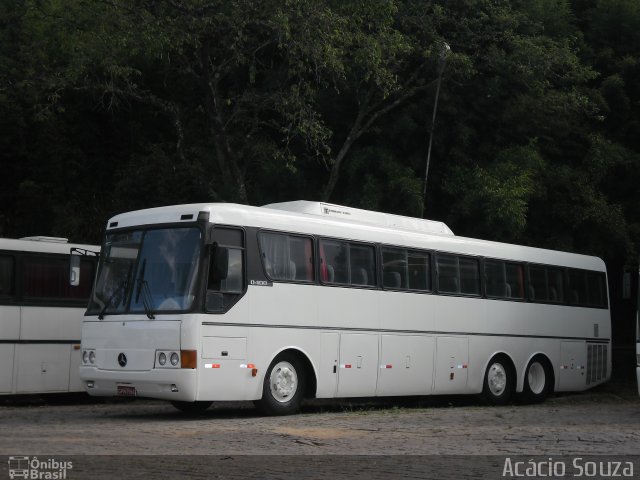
left=210, top=247, right=229, bottom=282
left=69, top=255, right=81, bottom=287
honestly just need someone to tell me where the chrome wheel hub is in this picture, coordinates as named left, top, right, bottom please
left=488, top=362, right=507, bottom=396
left=270, top=361, right=298, bottom=403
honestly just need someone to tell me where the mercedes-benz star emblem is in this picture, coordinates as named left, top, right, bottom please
left=117, top=353, right=127, bottom=367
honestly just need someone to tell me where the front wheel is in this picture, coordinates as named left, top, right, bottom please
left=171, top=401, right=212, bottom=414
left=482, top=356, right=514, bottom=405
left=254, top=353, right=305, bottom=416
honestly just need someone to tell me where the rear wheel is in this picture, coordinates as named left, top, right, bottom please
left=170, top=401, right=212, bottom=414
left=520, top=358, right=551, bottom=404
left=482, top=356, right=515, bottom=405
left=254, top=352, right=305, bottom=416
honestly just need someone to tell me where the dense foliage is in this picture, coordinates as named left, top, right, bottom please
left=1, top=0, right=639, bottom=274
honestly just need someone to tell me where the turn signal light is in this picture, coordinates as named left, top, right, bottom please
left=180, top=350, right=197, bottom=369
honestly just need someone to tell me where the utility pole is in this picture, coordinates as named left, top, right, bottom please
left=420, top=42, right=450, bottom=219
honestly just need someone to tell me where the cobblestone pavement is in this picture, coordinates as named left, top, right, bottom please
left=1, top=387, right=639, bottom=478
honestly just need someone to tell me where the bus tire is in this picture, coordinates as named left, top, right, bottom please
left=482, top=355, right=515, bottom=405
left=254, top=352, right=305, bottom=416
left=170, top=401, right=212, bottom=414
left=520, top=357, right=551, bottom=404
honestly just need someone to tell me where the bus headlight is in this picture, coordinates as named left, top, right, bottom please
left=170, top=352, right=180, bottom=366
left=82, top=349, right=96, bottom=365
left=156, top=350, right=180, bottom=368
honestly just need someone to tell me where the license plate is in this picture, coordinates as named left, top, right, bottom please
left=117, top=385, right=137, bottom=397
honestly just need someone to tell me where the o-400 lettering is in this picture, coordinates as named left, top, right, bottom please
left=250, top=280, right=272, bottom=286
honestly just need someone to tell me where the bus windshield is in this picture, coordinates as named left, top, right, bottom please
left=89, top=227, right=202, bottom=316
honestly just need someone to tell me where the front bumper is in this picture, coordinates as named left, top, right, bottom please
left=80, top=366, right=197, bottom=402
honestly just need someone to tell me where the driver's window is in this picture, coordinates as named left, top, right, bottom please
left=206, top=227, right=244, bottom=311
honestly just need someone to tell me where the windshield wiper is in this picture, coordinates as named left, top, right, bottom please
left=135, top=259, right=155, bottom=320
left=98, top=275, right=130, bottom=320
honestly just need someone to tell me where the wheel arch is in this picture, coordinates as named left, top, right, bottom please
left=266, top=347, right=318, bottom=399
left=482, top=351, right=517, bottom=386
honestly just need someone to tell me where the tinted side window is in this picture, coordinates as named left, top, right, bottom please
left=382, top=247, right=407, bottom=289
left=320, top=240, right=375, bottom=287
left=437, top=254, right=479, bottom=296
left=350, top=244, right=375, bottom=286
left=320, top=240, right=349, bottom=284
left=23, top=256, right=94, bottom=300
left=0, top=255, right=15, bottom=298
left=568, top=270, right=588, bottom=306
left=505, top=263, right=525, bottom=299
left=459, top=257, right=480, bottom=295
left=407, top=251, right=431, bottom=291
left=528, top=266, right=548, bottom=302
left=587, top=272, right=607, bottom=307
left=382, top=248, right=431, bottom=292
left=485, top=260, right=507, bottom=298
left=547, top=267, right=565, bottom=303
left=437, top=254, right=459, bottom=294
left=206, top=228, right=245, bottom=311
left=259, top=232, right=314, bottom=282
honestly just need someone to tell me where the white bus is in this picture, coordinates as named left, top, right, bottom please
left=78, top=202, right=611, bottom=414
left=0, top=236, right=97, bottom=395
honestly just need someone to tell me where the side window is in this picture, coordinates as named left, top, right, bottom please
left=350, top=244, right=375, bottom=287
left=407, top=250, right=431, bottom=291
left=485, top=260, right=507, bottom=298
left=437, top=254, right=459, bottom=294
left=259, top=232, right=314, bottom=282
left=0, top=255, right=15, bottom=298
left=528, top=265, right=548, bottom=302
left=437, top=254, right=480, bottom=296
left=206, top=228, right=244, bottom=311
left=320, top=239, right=375, bottom=287
left=505, top=263, right=525, bottom=299
left=587, top=272, right=607, bottom=308
left=320, top=239, right=348, bottom=284
left=23, top=255, right=94, bottom=301
left=459, top=257, right=480, bottom=295
left=568, top=269, right=588, bottom=306
left=484, top=260, right=525, bottom=300
left=547, top=267, right=565, bottom=303
left=382, top=247, right=407, bottom=289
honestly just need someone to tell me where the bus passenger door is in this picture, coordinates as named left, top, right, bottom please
left=337, top=333, right=378, bottom=397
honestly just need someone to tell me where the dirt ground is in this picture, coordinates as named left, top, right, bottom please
left=1, top=380, right=639, bottom=478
